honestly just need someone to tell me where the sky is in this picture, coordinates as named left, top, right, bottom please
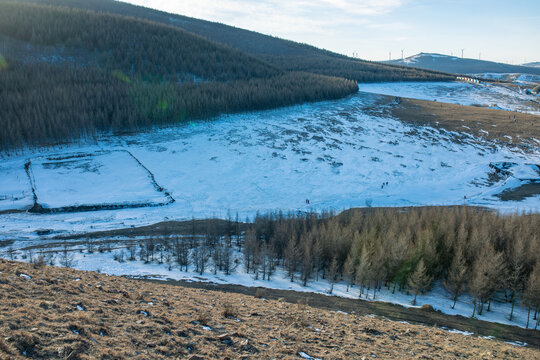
left=124, top=0, right=539, bottom=64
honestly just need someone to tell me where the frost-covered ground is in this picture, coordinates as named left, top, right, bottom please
left=472, top=73, right=540, bottom=85
left=6, top=241, right=537, bottom=332
left=358, top=81, right=540, bottom=115
left=31, top=151, right=170, bottom=209
left=1, top=90, right=539, bottom=241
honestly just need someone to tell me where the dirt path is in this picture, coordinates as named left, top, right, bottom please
left=143, top=278, right=540, bottom=348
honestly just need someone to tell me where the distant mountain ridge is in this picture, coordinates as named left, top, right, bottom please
left=523, top=62, right=540, bottom=68
left=385, top=52, right=540, bottom=76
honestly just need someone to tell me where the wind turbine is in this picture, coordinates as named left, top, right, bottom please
left=461, top=49, right=464, bottom=58
left=401, top=49, right=404, bottom=61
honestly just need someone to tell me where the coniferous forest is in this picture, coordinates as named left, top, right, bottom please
left=0, top=1, right=451, bottom=150
left=87, top=207, right=540, bottom=327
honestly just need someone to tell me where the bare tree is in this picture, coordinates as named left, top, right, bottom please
left=221, top=235, right=235, bottom=275
left=59, top=243, right=75, bottom=268
left=6, top=247, right=16, bottom=260
left=192, top=238, right=210, bottom=275
left=355, top=245, right=371, bottom=299
left=174, top=237, right=190, bottom=272
left=285, top=233, right=299, bottom=282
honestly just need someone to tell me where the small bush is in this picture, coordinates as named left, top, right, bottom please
left=196, top=310, right=212, bottom=325
left=254, top=288, right=267, bottom=299
left=32, top=255, right=46, bottom=268
left=222, top=303, right=238, bottom=318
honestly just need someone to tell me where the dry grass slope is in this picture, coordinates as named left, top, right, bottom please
left=1, top=259, right=539, bottom=359
left=385, top=96, right=540, bottom=149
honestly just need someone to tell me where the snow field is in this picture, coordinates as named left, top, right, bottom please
left=1, top=89, right=538, bottom=240
left=358, top=81, right=540, bottom=115
left=0, top=158, right=33, bottom=211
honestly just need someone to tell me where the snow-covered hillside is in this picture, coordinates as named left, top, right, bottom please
left=4, top=237, right=538, bottom=332
left=1, top=88, right=538, bottom=241
left=358, top=81, right=540, bottom=115
left=386, top=52, right=540, bottom=77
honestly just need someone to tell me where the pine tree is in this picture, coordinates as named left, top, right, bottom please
left=343, top=253, right=355, bottom=292
left=328, top=257, right=338, bottom=294
left=408, top=259, right=432, bottom=305
left=506, top=237, right=528, bottom=321
left=444, top=245, right=468, bottom=309
left=524, top=265, right=540, bottom=329
left=300, top=234, right=313, bottom=286
left=355, top=244, right=372, bottom=298
left=469, top=245, right=505, bottom=316
left=285, top=233, right=299, bottom=282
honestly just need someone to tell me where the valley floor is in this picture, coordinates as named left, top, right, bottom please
left=1, top=84, right=539, bottom=241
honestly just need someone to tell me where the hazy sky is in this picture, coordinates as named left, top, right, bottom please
left=124, top=0, right=539, bottom=64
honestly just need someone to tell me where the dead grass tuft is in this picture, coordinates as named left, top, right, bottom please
left=0, top=337, right=14, bottom=355
left=196, top=310, right=212, bottom=326
left=221, top=303, right=238, bottom=318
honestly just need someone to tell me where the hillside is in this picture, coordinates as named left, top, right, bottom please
left=0, top=1, right=457, bottom=150
left=1, top=259, right=539, bottom=359
left=386, top=53, right=540, bottom=76
left=0, top=2, right=358, bottom=150
left=6, top=0, right=453, bottom=83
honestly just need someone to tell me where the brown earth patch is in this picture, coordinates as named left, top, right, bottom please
left=368, top=93, right=540, bottom=150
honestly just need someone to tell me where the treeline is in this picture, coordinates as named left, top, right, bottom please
left=0, top=2, right=278, bottom=81
left=0, top=60, right=357, bottom=150
left=247, top=208, right=539, bottom=323
left=82, top=207, right=540, bottom=328
left=264, top=55, right=455, bottom=83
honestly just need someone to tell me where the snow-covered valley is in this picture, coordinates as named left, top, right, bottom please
left=1, top=82, right=539, bottom=332
left=1, top=85, right=538, bottom=240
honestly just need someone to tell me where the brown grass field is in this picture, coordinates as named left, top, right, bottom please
left=370, top=93, right=540, bottom=150
left=1, top=259, right=539, bottom=359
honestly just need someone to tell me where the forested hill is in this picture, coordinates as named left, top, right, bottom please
left=7, top=0, right=453, bottom=83
left=0, top=2, right=358, bottom=150
left=0, top=1, right=450, bottom=150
